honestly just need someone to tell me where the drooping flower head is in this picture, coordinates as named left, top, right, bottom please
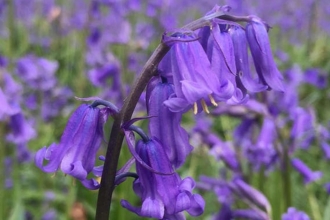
left=35, top=99, right=118, bottom=189
left=0, top=88, right=19, bottom=120
left=247, top=117, right=278, bottom=170
left=290, top=107, right=315, bottom=150
left=161, top=31, right=224, bottom=114
left=147, top=77, right=193, bottom=168
left=245, top=15, right=284, bottom=91
left=233, top=178, right=271, bottom=213
left=6, top=110, right=36, bottom=145
left=282, top=207, right=310, bottom=220
left=200, top=176, right=270, bottom=220
left=291, top=158, right=322, bottom=184
left=228, top=25, right=268, bottom=93
left=15, top=55, right=58, bottom=91
left=207, top=21, right=248, bottom=104
left=121, top=127, right=205, bottom=219
left=192, top=116, right=241, bottom=172
left=212, top=203, right=232, bottom=220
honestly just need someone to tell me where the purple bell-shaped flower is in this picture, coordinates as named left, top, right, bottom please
left=246, top=16, right=284, bottom=91
left=35, top=100, right=117, bottom=189
left=147, top=78, right=193, bottom=168
left=122, top=129, right=205, bottom=219
left=162, top=31, right=224, bottom=114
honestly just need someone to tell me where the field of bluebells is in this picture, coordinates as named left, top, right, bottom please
left=1, top=0, right=330, bottom=219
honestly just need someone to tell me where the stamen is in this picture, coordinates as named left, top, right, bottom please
left=193, top=102, right=198, bottom=115
left=208, top=94, right=218, bottom=106
left=201, top=99, right=210, bottom=114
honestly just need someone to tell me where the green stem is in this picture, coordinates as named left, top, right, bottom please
left=307, top=184, right=322, bottom=220
left=281, top=143, right=291, bottom=211
left=306, top=0, right=318, bottom=57
left=11, top=147, right=22, bottom=219
left=0, top=124, right=5, bottom=219
left=275, top=125, right=292, bottom=212
left=7, top=0, right=16, bottom=61
left=95, top=43, right=169, bottom=220
left=258, top=166, right=265, bottom=192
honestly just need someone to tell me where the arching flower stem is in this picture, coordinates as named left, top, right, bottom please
left=94, top=10, right=251, bottom=220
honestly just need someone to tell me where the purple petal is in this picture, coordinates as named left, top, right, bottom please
left=92, top=165, right=103, bottom=177
left=231, top=178, right=271, bottom=213
left=61, top=160, right=88, bottom=180
left=35, top=147, right=49, bottom=170
left=80, top=178, right=100, bottom=190
left=141, top=197, right=165, bottom=219
left=232, top=209, right=269, bottom=220
left=291, top=158, right=322, bottom=184
left=282, top=207, right=310, bottom=220
left=181, top=80, right=212, bottom=103
left=246, top=16, right=284, bottom=91
left=179, top=177, right=195, bottom=192
left=121, top=200, right=144, bottom=217
left=229, top=26, right=267, bottom=92
left=148, top=82, right=193, bottom=168
left=321, top=141, right=330, bottom=160
left=175, top=192, right=191, bottom=213
left=187, top=194, right=205, bottom=216
left=163, top=97, right=191, bottom=113
left=124, top=130, right=174, bottom=175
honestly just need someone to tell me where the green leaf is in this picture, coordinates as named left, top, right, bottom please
left=323, top=196, right=330, bottom=220
left=8, top=201, right=24, bottom=220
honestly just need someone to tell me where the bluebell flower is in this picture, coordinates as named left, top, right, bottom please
left=212, top=203, right=232, bottom=220
left=291, top=158, right=322, bottom=184
left=290, top=107, right=315, bottom=150
left=246, top=16, right=284, bottom=91
left=233, top=118, right=255, bottom=146
left=324, top=182, right=330, bottom=194
left=41, top=87, right=73, bottom=122
left=209, top=140, right=241, bottom=173
left=16, top=55, right=58, bottom=91
left=4, top=158, right=13, bottom=188
left=321, top=141, right=330, bottom=160
left=303, top=68, right=327, bottom=88
left=230, top=178, right=271, bottom=214
left=6, top=110, right=36, bottom=145
left=232, top=209, right=269, bottom=220
left=198, top=175, right=235, bottom=205
left=213, top=183, right=233, bottom=205
left=0, top=88, right=19, bottom=120
left=35, top=101, right=116, bottom=189
left=266, top=65, right=302, bottom=116
left=247, top=117, right=277, bottom=170
left=17, top=143, right=33, bottom=163
left=192, top=117, right=240, bottom=172
left=87, top=61, right=120, bottom=88
left=229, top=25, right=268, bottom=93
left=122, top=131, right=205, bottom=219
left=3, top=73, right=22, bottom=103
left=162, top=32, right=226, bottom=114
left=200, top=176, right=270, bottom=220
left=41, top=209, right=57, bottom=220
left=282, top=207, right=310, bottom=220
left=147, top=78, right=193, bottom=168
left=207, top=22, right=247, bottom=104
